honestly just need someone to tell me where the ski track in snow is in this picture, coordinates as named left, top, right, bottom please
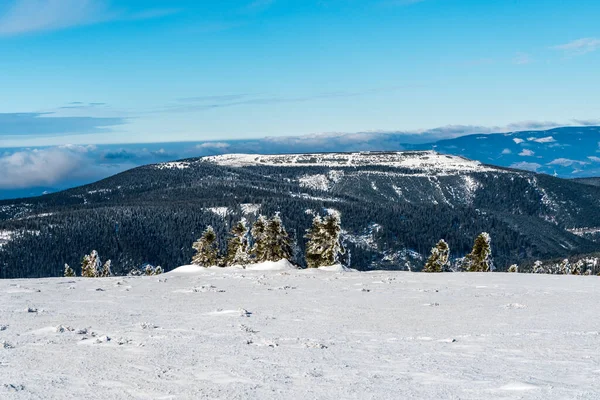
left=0, top=271, right=599, bottom=399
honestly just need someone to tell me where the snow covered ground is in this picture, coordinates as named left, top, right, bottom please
left=1, top=269, right=599, bottom=399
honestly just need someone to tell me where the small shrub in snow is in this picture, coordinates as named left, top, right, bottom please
left=508, top=264, right=519, bottom=273
left=64, top=263, right=75, bottom=277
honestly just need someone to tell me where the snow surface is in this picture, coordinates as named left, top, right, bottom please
left=170, top=259, right=298, bottom=273
left=1, top=271, right=599, bottom=399
left=202, top=151, right=498, bottom=174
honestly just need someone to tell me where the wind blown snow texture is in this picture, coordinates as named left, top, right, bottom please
left=1, top=269, right=599, bottom=399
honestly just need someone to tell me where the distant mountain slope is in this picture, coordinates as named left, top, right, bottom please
left=409, top=126, right=600, bottom=177
left=1, top=126, right=599, bottom=201
left=574, top=177, right=600, bottom=187
left=1, top=151, right=600, bottom=278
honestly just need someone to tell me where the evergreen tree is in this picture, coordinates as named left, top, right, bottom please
left=191, top=226, right=219, bottom=267
left=263, top=215, right=293, bottom=262
left=571, top=260, right=582, bottom=275
left=462, top=233, right=493, bottom=272
left=81, top=250, right=101, bottom=277
left=64, top=263, right=75, bottom=277
left=250, top=215, right=268, bottom=263
left=304, top=215, right=325, bottom=269
left=304, top=213, right=345, bottom=268
left=321, top=213, right=345, bottom=266
left=423, top=239, right=450, bottom=273
left=533, top=260, right=545, bottom=274
left=100, top=260, right=113, bottom=277
left=508, top=264, right=519, bottom=273
left=225, top=220, right=250, bottom=266
left=558, top=259, right=570, bottom=275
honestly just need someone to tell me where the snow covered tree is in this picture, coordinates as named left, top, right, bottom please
left=557, top=259, right=571, bottom=275
left=100, top=260, right=113, bottom=277
left=304, top=213, right=345, bottom=268
left=263, top=215, right=293, bottom=262
left=571, top=260, right=582, bottom=275
left=423, top=239, right=450, bottom=273
left=462, top=232, right=493, bottom=272
left=225, top=219, right=250, bottom=266
left=533, top=260, right=545, bottom=274
left=64, top=263, right=75, bottom=277
left=81, top=250, right=102, bottom=277
left=250, top=215, right=268, bottom=263
left=192, top=226, right=219, bottom=267
left=304, top=216, right=325, bottom=269
left=508, top=264, right=519, bottom=273
left=144, top=264, right=163, bottom=275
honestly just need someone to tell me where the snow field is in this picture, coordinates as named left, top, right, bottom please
left=0, top=270, right=599, bottom=399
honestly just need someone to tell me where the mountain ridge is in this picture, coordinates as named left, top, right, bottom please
left=1, top=150, right=600, bottom=278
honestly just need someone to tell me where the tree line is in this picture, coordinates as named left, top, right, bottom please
left=190, top=213, right=344, bottom=269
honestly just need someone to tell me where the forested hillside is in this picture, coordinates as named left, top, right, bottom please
left=1, top=151, right=600, bottom=278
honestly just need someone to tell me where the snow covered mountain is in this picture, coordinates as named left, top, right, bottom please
left=410, top=126, right=600, bottom=177
left=1, top=151, right=600, bottom=278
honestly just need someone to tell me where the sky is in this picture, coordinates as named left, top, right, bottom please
left=0, top=0, right=599, bottom=198
left=0, top=0, right=599, bottom=149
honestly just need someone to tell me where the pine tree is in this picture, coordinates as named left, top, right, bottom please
left=508, top=264, right=519, bottom=273
left=556, top=259, right=569, bottom=275
left=321, top=213, right=345, bottom=266
left=64, top=263, right=75, bottom=277
left=263, top=215, right=293, bottom=262
left=304, top=213, right=345, bottom=268
left=225, top=220, right=250, bottom=266
left=462, top=233, right=493, bottom=272
left=305, top=215, right=325, bottom=268
left=423, top=239, right=450, bottom=273
left=81, top=250, right=101, bottom=277
left=250, top=215, right=268, bottom=263
left=192, top=226, right=219, bottom=267
left=571, top=260, right=582, bottom=275
left=100, top=260, right=113, bottom=277
left=533, top=260, right=545, bottom=274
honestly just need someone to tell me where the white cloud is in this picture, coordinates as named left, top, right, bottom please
left=0, top=147, right=84, bottom=189
left=501, top=148, right=512, bottom=154
left=552, top=38, right=600, bottom=56
left=547, top=158, right=588, bottom=167
left=196, top=142, right=230, bottom=149
left=528, top=136, right=555, bottom=143
left=0, top=0, right=179, bottom=36
left=519, top=149, right=535, bottom=156
left=513, top=138, right=525, bottom=144
left=587, top=156, right=600, bottom=163
left=510, top=162, right=542, bottom=172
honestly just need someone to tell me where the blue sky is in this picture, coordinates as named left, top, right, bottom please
left=0, top=0, right=599, bottom=148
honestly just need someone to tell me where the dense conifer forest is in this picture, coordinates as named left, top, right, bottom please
left=1, top=152, right=600, bottom=278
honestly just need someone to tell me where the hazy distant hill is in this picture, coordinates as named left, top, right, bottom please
left=1, top=151, right=600, bottom=278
